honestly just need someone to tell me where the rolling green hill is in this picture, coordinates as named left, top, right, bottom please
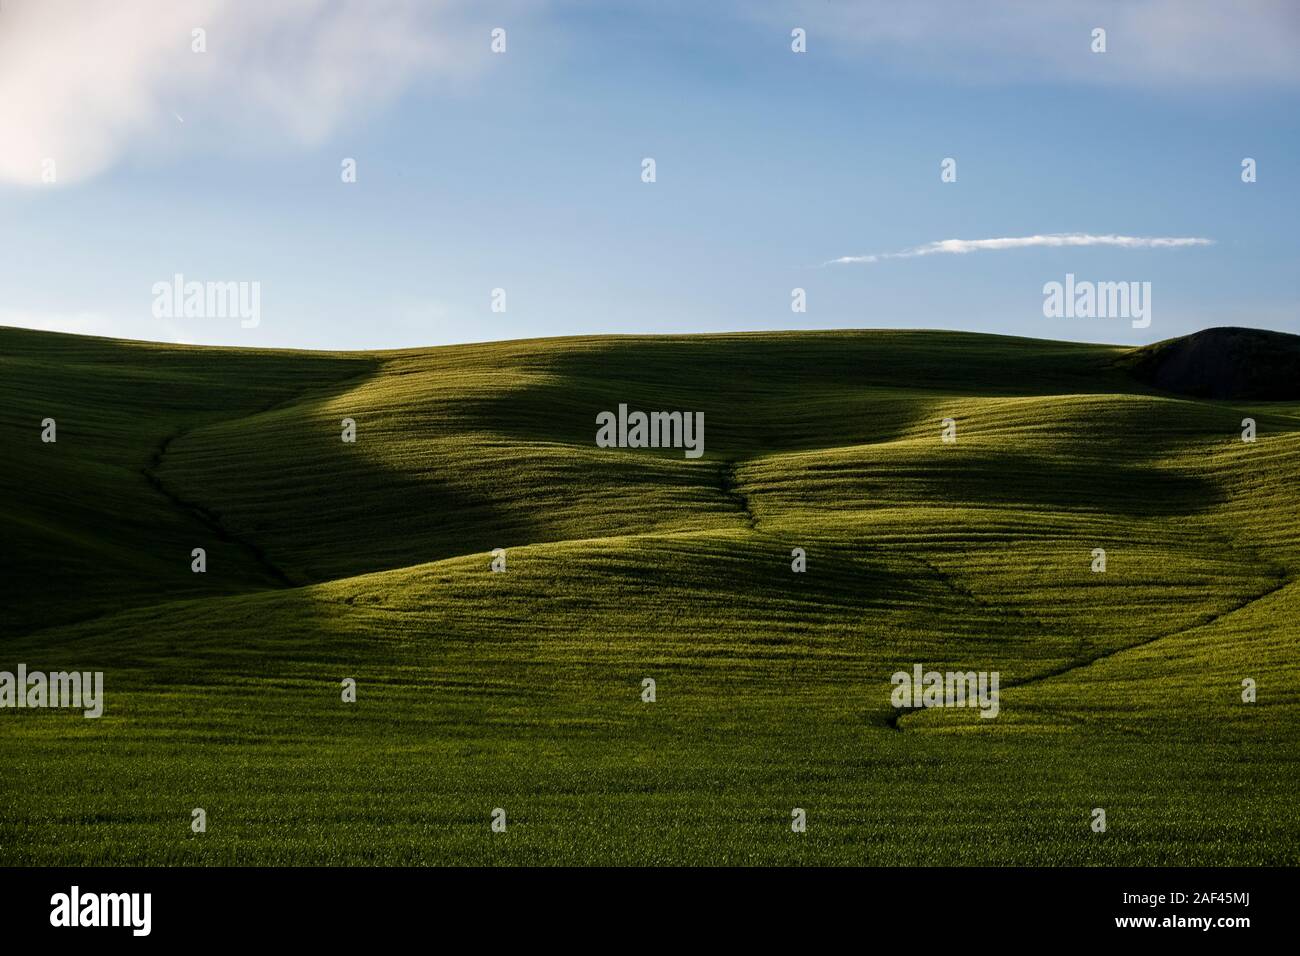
left=1, top=325, right=1297, bottom=865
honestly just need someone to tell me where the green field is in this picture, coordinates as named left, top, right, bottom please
left=1, top=325, right=1297, bottom=865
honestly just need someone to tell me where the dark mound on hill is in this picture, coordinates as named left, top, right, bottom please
left=1122, top=327, right=1300, bottom=400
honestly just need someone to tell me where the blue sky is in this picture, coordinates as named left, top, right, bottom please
left=1, top=0, right=1296, bottom=350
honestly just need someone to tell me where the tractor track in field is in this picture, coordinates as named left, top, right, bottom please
left=12, top=364, right=384, bottom=642
left=8, top=362, right=383, bottom=643
left=718, top=459, right=758, bottom=529
left=888, top=566, right=1294, bottom=732
left=138, top=362, right=384, bottom=591
left=882, top=550, right=1055, bottom=731
left=142, top=431, right=296, bottom=587
left=1003, top=570, right=1293, bottom=690
left=908, top=552, right=1049, bottom=632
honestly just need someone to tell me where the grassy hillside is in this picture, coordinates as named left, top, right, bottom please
left=1, top=325, right=1297, bottom=865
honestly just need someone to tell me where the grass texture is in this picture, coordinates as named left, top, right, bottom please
left=1, top=326, right=1297, bottom=865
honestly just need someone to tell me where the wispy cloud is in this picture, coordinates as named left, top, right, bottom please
left=0, top=0, right=534, bottom=187
left=748, top=0, right=1300, bottom=88
left=826, top=234, right=1214, bottom=266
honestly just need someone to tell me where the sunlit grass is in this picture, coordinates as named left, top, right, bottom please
left=1, top=327, right=1296, bottom=865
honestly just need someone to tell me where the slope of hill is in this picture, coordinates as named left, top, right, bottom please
left=1122, top=326, right=1300, bottom=400
left=1, top=325, right=1297, bottom=865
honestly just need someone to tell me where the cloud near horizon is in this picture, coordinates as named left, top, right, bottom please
left=826, top=234, right=1215, bottom=266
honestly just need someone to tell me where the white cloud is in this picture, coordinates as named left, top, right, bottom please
left=754, top=0, right=1300, bottom=88
left=827, top=233, right=1214, bottom=265
left=0, top=0, right=518, bottom=186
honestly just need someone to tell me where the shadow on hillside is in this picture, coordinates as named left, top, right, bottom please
left=781, top=447, right=1228, bottom=517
